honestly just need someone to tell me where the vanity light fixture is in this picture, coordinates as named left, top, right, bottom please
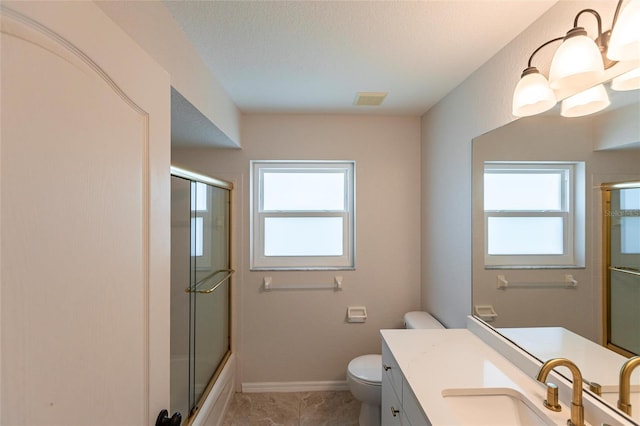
left=560, top=84, right=610, bottom=117
left=607, top=0, right=640, bottom=61
left=512, top=37, right=563, bottom=117
left=513, top=0, right=640, bottom=118
left=548, top=9, right=608, bottom=92
left=611, top=66, right=640, bottom=90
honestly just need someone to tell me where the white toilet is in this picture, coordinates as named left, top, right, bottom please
left=346, top=311, right=444, bottom=426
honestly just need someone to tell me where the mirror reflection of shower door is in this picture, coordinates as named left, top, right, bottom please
left=603, top=182, right=640, bottom=356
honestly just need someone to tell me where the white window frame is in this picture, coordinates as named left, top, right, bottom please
left=250, top=160, right=356, bottom=270
left=483, top=162, right=581, bottom=268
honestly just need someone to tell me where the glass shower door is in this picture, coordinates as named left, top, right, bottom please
left=191, top=182, right=231, bottom=409
left=604, top=182, right=640, bottom=356
left=170, top=176, right=192, bottom=418
left=171, top=169, right=233, bottom=420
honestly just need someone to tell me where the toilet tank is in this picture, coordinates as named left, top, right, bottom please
left=404, top=311, right=444, bottom=329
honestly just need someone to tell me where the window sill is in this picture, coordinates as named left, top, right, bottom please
left=484, top=265, right=586, bottom=270
left=250, top=266, right=356, bottom=272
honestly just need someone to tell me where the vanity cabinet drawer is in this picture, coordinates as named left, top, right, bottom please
left=382, top=340, right=403, bottom=398
left=382, top=372, right=409, bottom=426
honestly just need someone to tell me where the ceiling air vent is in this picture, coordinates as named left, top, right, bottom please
left=354, top=92, right=387, bottom=106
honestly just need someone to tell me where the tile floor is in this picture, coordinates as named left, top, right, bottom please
left=221, top=391, right=360, bottom=426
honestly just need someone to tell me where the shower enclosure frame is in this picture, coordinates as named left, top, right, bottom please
left=602, top=180, right=640, bottom=357
left=171, top=165, right=234, bottom=422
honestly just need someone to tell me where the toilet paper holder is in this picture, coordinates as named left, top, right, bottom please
left=347, top=306, right=367, bottom=323
left=474, top=305, right=498, bottom=322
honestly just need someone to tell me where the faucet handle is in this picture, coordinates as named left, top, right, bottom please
left=543, top=382, right=562, bottom=412
left=584, top=379, right=602, bottom=396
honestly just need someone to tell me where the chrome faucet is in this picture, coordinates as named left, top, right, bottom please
left=536, top=358, right=584, bottom=426
left=618, top=356, right=640, bottom=416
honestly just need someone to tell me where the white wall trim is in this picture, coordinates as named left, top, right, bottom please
left=241, top=380, right=349, bottom=393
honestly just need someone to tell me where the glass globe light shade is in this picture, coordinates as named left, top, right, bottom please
left=512, top=68, right=557, bottom=117
left=612, top=66, right=640, bottom=91
left=561, top=84, right=610, bottom=117
left=549, top=28, right=605, bottom=91
left=607, top=0, right=640, bottom=61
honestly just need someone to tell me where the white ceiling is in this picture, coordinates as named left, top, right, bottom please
left=163, top=0, right=558, bottom=116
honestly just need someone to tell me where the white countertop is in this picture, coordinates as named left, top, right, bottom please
left=498, top=327, right=640, bottom=389
left=380, top=328, right=635, bottom=425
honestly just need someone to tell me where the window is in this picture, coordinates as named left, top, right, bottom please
left=483, top=162, right=583, bottom=267
left=251, top=161, right=355, bottom=270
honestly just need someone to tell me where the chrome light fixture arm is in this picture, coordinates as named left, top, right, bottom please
left=611, top=0, right=624, bottom=29
left=524, top=36, right=564, bottom=71
left=573, top=8, right=603, bottom=36
left=527, top=38, right=564, bottom=67
left=572, top=7, right=618, bottom=69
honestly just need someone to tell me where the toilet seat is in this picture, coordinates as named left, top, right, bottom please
left=347, top=354, right=381, bottom=385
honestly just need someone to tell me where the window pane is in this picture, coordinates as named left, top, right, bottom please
left=264, top=217, right=343, bottom=256
left=621, top=216, right=640, bottom=254
left=263, top=172, right=345, bottom=211
left=484, top=172, right=562, bottom=211
left=191, top=182, right=208, bottom=212
left=488, top=217, right=564, bottom=255
left=621, top=188, right=640, bottom=210
left=191, top=217, right=203, bottom=257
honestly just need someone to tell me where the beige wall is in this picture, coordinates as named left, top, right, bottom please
left=172, top=114, right=421, bottom=385
left=419, top=1, right=621, bottom=328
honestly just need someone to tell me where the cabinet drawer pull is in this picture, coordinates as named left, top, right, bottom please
left=390, top=406, right=400, bottom=417
left=383, top=364, right=391, bottom=371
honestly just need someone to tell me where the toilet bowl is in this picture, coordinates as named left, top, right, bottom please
left=346, top=311, right=443, bottom=426
left=347, top=354, right=382, bottom=426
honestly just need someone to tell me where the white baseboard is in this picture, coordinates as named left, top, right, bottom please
left=241, top=380, right=349, bottom=393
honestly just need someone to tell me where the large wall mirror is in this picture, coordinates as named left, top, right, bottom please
left=472, top=81, right=640, bottom=418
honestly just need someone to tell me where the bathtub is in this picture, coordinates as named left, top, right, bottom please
left=170, top=353, right=236, bottom=426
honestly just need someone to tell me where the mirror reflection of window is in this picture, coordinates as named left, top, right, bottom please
left=484, top=172, right=563, bottom=211
left=483, top=162, right=583, bottom=267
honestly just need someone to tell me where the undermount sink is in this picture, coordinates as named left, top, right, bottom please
left=600, top=388, right=640, bottom=423
left=442, top=387, right=556, bottom=426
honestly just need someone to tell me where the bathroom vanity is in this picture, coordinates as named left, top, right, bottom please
left=380, top=318, right=636, bottom=425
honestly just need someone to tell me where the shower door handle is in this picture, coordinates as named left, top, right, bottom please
left=185, top=269, right=235, bottom=294
left=155, top=409, right=182, bottom=426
